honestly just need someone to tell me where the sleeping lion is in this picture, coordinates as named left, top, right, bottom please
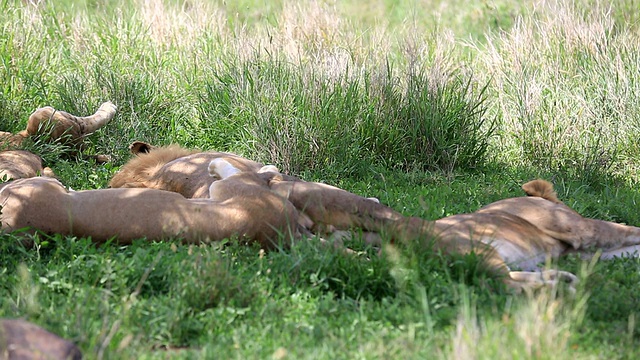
left=0, top=101, right=116, bottom=181
left=0, top=159, right=303, bottom=249
left=106, top=147, right=640, bottom=291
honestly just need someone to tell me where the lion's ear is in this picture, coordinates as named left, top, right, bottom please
left=129, top=141, right=155, bottom=155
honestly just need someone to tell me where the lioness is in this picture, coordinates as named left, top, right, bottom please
left=260, top=174, right=640, bottom=292
left=0, top=319, right=82, bottom=360
left=107, top=144, right=640, bottom=291
left=110, top=143, right=640, bottom=258
left=109, top=142, right=389, bottom=233
left=0, top=102, right=117, bottom=181
left=0, top=150, right=55, bottom=181
left=1, top=101, right=116, bottom=150
left=0, top=159, right=302, bottom=248
left=477, top=180, right=640, bottom=261
left=262, top=175, right=578, bottom=291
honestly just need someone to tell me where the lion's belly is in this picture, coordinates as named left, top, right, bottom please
left=479, top=238, right=549, bottom=271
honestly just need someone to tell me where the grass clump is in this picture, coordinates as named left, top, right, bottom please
left=201, top=58, right=495, bottom=176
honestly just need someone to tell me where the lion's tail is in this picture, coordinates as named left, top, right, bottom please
left=521, top=179, right=563, bottom=204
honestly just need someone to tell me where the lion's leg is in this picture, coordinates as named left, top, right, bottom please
left=327, top=230, right=383, bottom=247
left=506, top=270, right=578, bottom=293
left=597, top=244, right=640, bottom=259
left=208, top=157, right=241, bottom=180
left=566, top=218, right=640, bottom=255
left=268, top=180, right=404, bottom=233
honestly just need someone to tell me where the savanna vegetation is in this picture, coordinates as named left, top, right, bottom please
left=1, top=0, right=639, bottom=358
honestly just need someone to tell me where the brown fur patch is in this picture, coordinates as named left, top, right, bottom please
left=1, top=174, right=301, bottom=249
left=109, top=145, right=198, bottom=189
left=0, top=319, right=82, bottom=360
left=108, top=143, right=267, bottom=198
left=0, top=150, right=52, bottom=181
left=521, top=179, right=562, bottom=204
left=25, top=102, right=116, bottom=148
left=0, top=131, right=27, bottom=149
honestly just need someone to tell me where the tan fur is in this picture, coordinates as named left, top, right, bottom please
left=0, top=150, right=55, bottom=181
left=24, top=101, right=117, bottom=148
left=268, top=178, right=404, bottom=234
left=2, top=102, right=116, bottom=150
left=1, top=102, right=115, bottom=181
left=477, top=193, right=640, bottom=254
left=0, top=319, right=82, bottom=360
left=265, top=177, right=640, bottom=292
left=105, top=147, right=640, bottom=292
left=0, top=131, right=27, bottom=148
left=384, top=180, right=640, bottom=292
left=521, top=179, right=562, bottom=204
left=109, top=142, right=288, bottom=198
left=0, top=168, right=301, bottom=249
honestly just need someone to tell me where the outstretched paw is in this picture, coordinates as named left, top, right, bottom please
left=508, top=270, right=579, bottom=294
left=97, top=101, right=118, bottom=118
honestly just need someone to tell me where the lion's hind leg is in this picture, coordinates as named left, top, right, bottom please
left=507, top=270, right=578, bottom=294
left=598, top=244, right=640, bottom=259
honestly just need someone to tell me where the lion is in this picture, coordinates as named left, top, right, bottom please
left=0, top=102, right=117, bottom=181
left=0, top=150, right=55, bottom=181
left=261, top=175, right=579, bottom=291
left=105, top=145, right=640, bottom=292
left=0, top=318, right=82, bottom=360
left=1, top=101, right=117, bottom=150
left=109, top=142, right=386, bottom=232
left=108, top=141, right=289, bottom=198
left=260, top=175, right=640, bottom=292
left=477, top=179, right=640, bottom=260
left=0, top=131, right=26, bottom=148
left=0, top=159, right=302, bottom=248
left=23, top=101, right=117, bottom=150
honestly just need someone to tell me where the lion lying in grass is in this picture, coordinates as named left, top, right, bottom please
left=109, top=142, right=390, bottom=233
left=0, top=159, right=302, bottom=248
left=107, top=141, right=297, bottom=198
left=0, top=101, right=117, bottom=150
left=0, top=150, right=55, bottom=181
left=268, top=177, right=640, bottom=291
left=0, top=319, right=82, bottom=360
left=0, top=102, right=117, bottom=181
left=107, top=143, right=640, bottom=291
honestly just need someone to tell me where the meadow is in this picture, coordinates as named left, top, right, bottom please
left=1, top=0, right=639, bottom=358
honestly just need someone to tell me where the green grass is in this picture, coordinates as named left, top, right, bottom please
left=1, top=0, right=640, bottom=358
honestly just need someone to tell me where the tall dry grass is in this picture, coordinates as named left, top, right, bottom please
left=474, top=0, right=640, bottom=181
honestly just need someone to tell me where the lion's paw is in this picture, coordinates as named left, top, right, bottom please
left=208, top=158, right=241, bottom=180
left=508, top=270, right=579, bottom=294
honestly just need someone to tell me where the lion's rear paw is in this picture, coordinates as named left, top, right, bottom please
left=508, top=270, right=578, bottom=294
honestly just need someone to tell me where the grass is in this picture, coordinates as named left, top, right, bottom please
left=1, top=0, right=640, bottom=358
